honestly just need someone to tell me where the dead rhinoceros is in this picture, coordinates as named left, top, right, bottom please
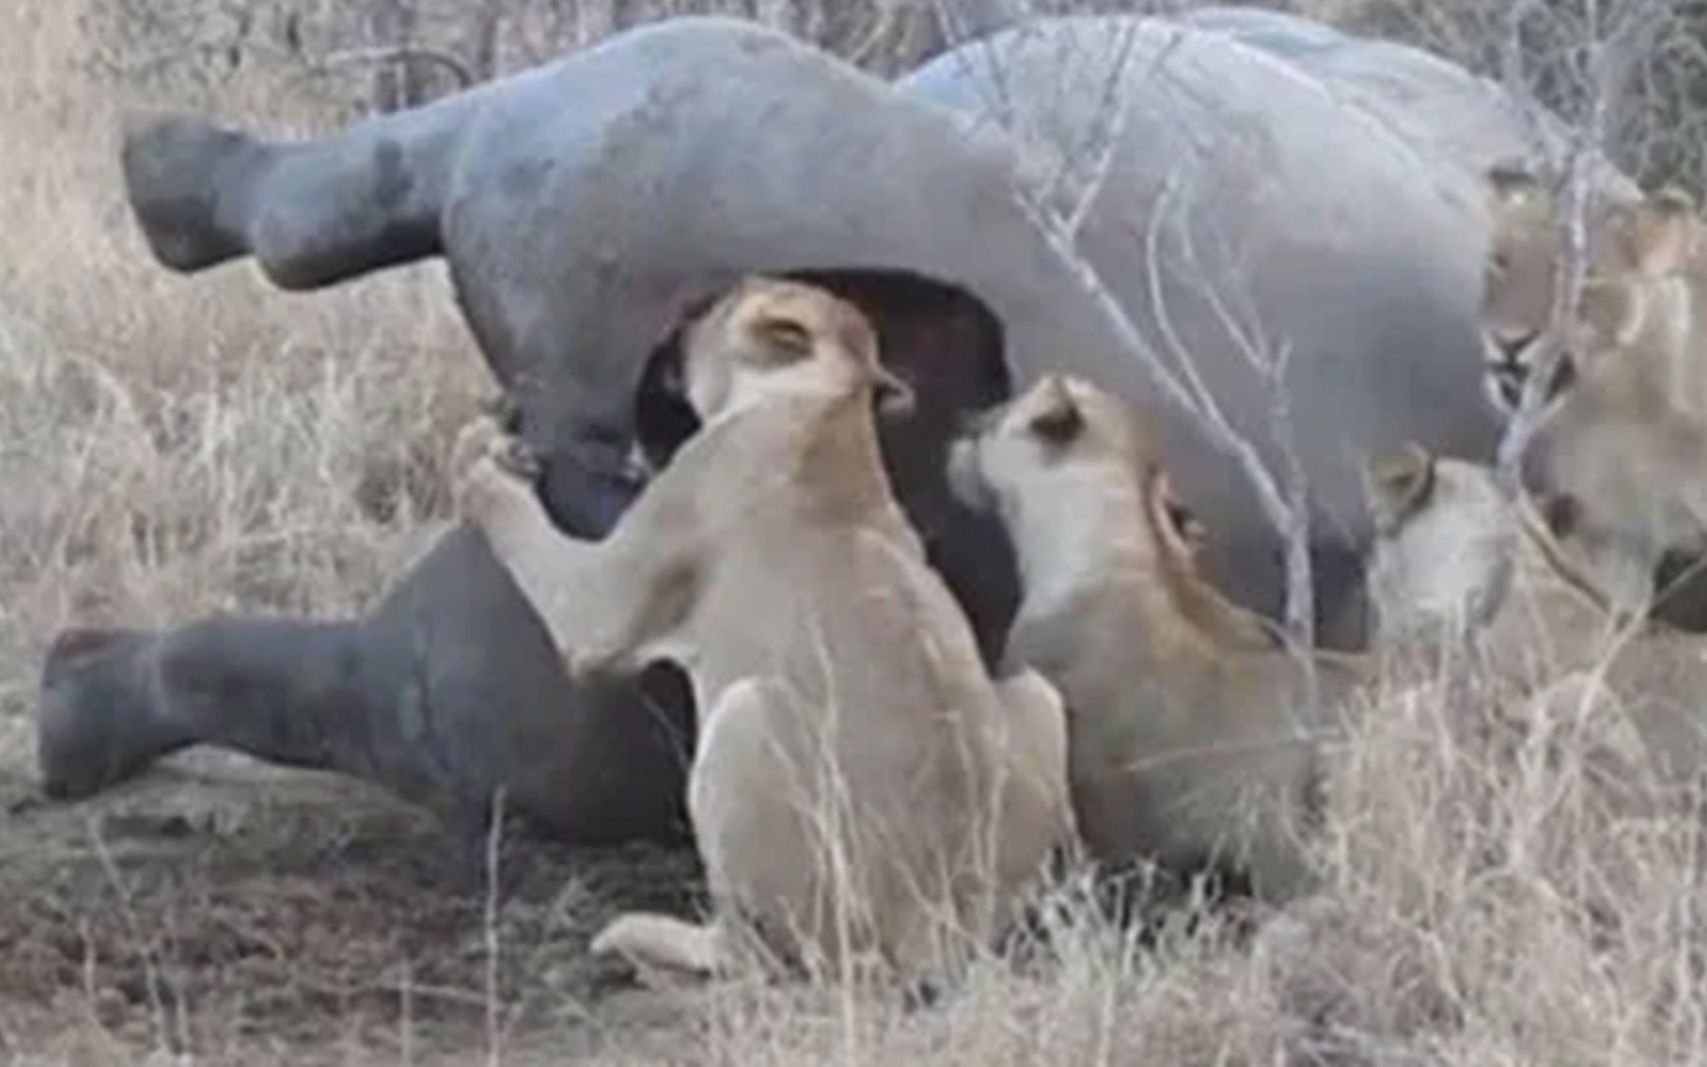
left=38, top=10, right=1599, bottom=839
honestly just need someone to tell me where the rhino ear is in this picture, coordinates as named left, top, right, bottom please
left=1365, top=441, right=1436, bottom=532
left=1028, top=375, right=1084, bottom=445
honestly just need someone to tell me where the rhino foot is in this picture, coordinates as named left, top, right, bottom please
left=37, top=627, right=192, bottom=800
left=121, top=114, right=257, bottom=274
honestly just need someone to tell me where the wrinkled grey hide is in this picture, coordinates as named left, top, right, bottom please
left=44, top=12, right=1601, bottom=837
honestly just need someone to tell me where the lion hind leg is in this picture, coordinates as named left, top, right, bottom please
left=591, top=912, right=723, bottom=981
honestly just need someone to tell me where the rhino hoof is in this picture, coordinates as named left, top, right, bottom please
left=37, top=628, right=188, bottom=800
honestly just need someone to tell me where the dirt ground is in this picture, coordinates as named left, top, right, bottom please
left=0, top=739, right=711, bottom=1065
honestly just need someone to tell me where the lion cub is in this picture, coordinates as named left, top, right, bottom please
left=947, top=374, right=1359, bottom=902
left=454, top=276, right=1072, bottom=982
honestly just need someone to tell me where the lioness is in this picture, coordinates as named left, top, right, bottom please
left=946, top=374, right=1361, bottom=902
left=453, top=277, right=1072, bottom=982
left=1480, top=167, right=1707, bottom=614
left=1365, top=443, right=1707, bottom=793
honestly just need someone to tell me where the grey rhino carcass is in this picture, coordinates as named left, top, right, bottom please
left=41, top=11, right=1592, bottom=838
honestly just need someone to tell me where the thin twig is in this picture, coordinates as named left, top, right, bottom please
left=1495, top=0, right=1673, bottom=498
left=316, top=45, right=475, bottom=90
left=997, top=21, right=1337, bottom=725
left=484, top=786, right=507, bottom=1067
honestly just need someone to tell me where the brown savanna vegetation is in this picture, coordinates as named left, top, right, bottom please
left=3, top=0, right=1706, bottom=1063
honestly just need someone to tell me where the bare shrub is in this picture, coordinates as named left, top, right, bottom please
left=1338, top=0, right=1707, bottom=197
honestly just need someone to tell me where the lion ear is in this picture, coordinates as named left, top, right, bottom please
left=1365, top=441, right=1436, bottom=532
left=1617, top=187, right=1697, bottom=278
left=871, top=362, right=917, bottom=419
left=1153, top=471, right=1205, bottom=557
left=1028, top=375, right=1084, bottom=444
left=1540, top=492, right=1582, bottom=540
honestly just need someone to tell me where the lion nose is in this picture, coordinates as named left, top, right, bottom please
left=1485, top=330, right=1540, bottom=409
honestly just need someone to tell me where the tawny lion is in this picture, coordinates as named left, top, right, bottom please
left=1365, top=442, right=1707, bottom=797
left=454, top=276, right=1072, bottom=983
left=947, top=373, right=1363, bottom=902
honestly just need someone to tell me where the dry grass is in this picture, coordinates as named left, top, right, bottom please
left=4, top=0, right=1707, bottom=1063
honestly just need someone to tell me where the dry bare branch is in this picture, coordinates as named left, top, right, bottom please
left=1494, top=0, right=1674, bottom=495
left=317, top=44, right=476, bottom=92
left=997, top=31, right=1323, bottom=731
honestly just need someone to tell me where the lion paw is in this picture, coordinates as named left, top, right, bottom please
left=489, top=434, right=543, bottom=481
left=449, top=412, right=508, bottom=481
left=452, top=421, right=541, bottom=526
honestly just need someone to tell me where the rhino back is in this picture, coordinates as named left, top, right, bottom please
left=901, top=15, right=1538, bottom=625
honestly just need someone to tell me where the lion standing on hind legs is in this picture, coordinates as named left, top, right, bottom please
left=452, top=276, right=1073, bottom=986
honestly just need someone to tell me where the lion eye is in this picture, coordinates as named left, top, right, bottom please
left=1543, top=494, right=1581, bottom=538
left=1544, top=352, right=1578, bottom=402
left=756, top=317, right=813, bottom=356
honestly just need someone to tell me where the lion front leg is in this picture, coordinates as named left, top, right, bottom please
left=991, top=669, right=1075, bottom=909
left=452, top=413, right=597, bottom=657
left=451, top=412, right=703, bottom=680
left=590, top=912, right=725, bottom=987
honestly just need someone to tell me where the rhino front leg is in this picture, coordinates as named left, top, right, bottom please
left=37, top=615, right=398, bottom=795
left=36, top=526, right=695, bottom=842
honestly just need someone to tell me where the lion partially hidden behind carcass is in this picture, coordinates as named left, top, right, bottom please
left=452, top=276, right=1073, bottom=985
left=1479, top=168, right=1707, bottom=621
left=941, top=366, right=1707, bottom=909
left=1364, top=442, right=1707, bottom=802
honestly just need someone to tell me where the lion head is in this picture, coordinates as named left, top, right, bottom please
left=675, top=276, right=914, bottom=424
left=1363, top=443, right=1519, bottom=644
left=1362, top=440, right=1656, bottom=650
left=1480, top=168, right=1698, bottom=422
left=947, top=373, right=1271, bottom=648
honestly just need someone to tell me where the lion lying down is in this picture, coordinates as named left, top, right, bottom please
left=1364, top=441, right=1707, bottom=798
left=947, top=373, right=1707, bottom=904
left=453, top=276, right=1072, bottom=983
